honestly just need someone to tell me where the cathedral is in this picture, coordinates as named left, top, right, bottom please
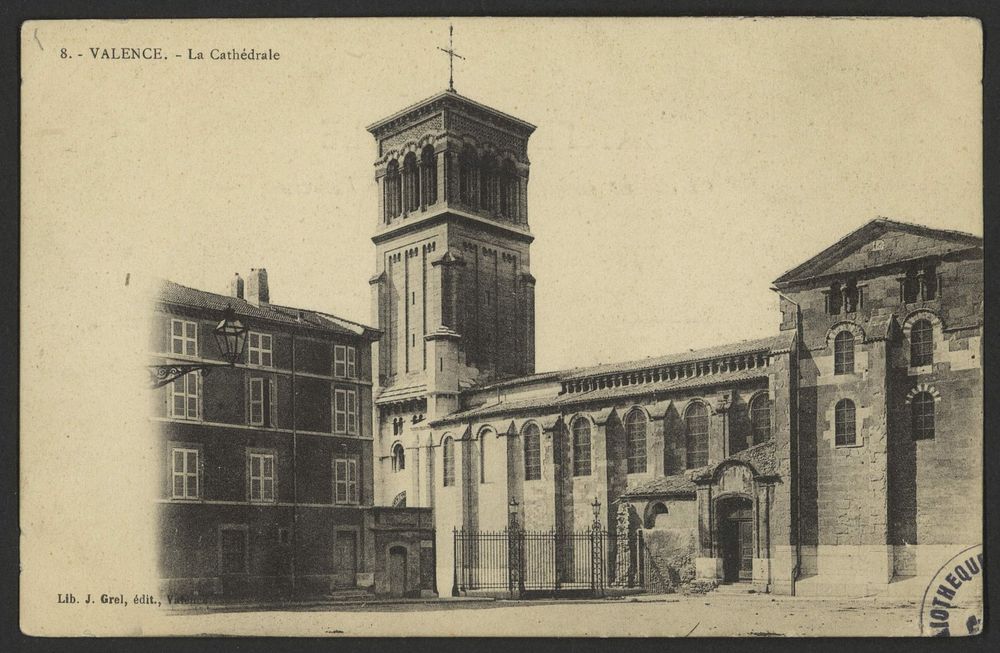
left=367, top=89, right=983, bottom=596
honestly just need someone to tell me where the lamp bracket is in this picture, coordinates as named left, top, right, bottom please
left=148, top=361, right=231, bottom=389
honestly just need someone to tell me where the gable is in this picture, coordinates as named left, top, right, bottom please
left=773, top=219, right=982, bottom=287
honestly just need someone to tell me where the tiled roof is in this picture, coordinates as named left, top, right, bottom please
left=865, top=313, right=896, bottom=341
left=621, top=474, right=697, bottom=499
left=557, top=367, right=769, bottom=407
left=375, top=383, right=429, bottom=405
left=692, top=440, right=779, bottom=482
left=433, top=395, right=559, bottom=424
left=469, top=371, right=564, bottom=391
left=156, top=279, right=378, bottom=339
left=430, top=333, right=792, bottom=426
left=623, top=442, right=781, bottom=500
left=561, top=333, right=793, bottom=381
left=432, top=366, right=772, bottom=426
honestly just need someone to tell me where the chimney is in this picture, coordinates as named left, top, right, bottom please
left=246, top=268, right=269, bottom=306
left=228, top=272, right=244, bottom=299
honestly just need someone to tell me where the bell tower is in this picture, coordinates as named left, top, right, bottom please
left=367, top=90, right=537, bottom=418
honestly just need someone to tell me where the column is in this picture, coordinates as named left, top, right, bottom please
left=695, top=485, right=723, bottom=580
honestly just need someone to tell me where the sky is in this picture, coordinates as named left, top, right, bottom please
left=25, top=17, right=983, bottom=373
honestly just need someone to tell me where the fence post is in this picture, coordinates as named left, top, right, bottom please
left=591, top=520, right=605, bottom=597
left=507, top=502, right=521, bottom=599
left=452, top=528, right=459, bottom=597
left=637, top=529, right=645, bottom=589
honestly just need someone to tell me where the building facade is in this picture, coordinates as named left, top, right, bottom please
left=153, top=270, right=435, bottom=599
left=368, top=90, right=984, bottom=596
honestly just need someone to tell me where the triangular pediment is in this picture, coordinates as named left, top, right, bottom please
left=773, top=218, right=981, bottom=287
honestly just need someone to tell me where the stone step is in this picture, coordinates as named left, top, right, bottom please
left=714, top=583, right=758, bottom=594
left=325, top=589, right=374, bottom=601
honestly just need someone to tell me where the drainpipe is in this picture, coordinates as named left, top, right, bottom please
left=773, top=289, right=801, bottom=595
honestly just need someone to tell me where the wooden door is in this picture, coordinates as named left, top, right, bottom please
left=388, top=547, right=407, bottom=598
left=219, top=528, right=247, bottom=575
left=333, top=531, right=357, bottom=588
left=738, top=520, right=753, bottom=581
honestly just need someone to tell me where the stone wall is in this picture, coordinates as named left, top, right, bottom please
left=787, top=239, right=982, bottom=587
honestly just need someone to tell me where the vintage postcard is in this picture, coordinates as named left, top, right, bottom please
left=20, top=17, right=984, bottom=637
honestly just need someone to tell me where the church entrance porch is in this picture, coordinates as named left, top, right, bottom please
left=690, top=446, right=788, bottom=594
left=718, top=496, right=753, bottom=583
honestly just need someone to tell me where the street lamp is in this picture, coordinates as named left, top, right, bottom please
left=213, top=306, right=249, bottom=364
left=591, top=496, right=602, bottom=531
left=149, top=305, right=249, bottom=388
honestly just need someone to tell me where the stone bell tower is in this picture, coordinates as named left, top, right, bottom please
left=367, top=90, right=537, bottom=423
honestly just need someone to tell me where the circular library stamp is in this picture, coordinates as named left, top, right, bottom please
left=919, top=544, right=984, bottom=636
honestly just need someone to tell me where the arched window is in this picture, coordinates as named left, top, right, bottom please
left=684, top=403, right=709, bottom=469
left=910, top=319, right=934, bottom=367
left=442, top=437, right=455, bottom=486
left=402, top=152, right=419, bottom=213
left=749, top=394, right=771, bottom=445
left=834, top=331, right=855, bottom=375
left=383, top=160, right=401, bottom=222
left=644, top=502, right=669, bottom=529
left=911, top=392, right=935, bottom=440
left=835, top=399, right=856, bottom=446
left=523, top=423, right=542, bottom=481
left=420, top=145, right=437, bottom=206
left=624, top=410, right=647, bottom=474
left=459, top=147, right=478, bottom=208
left=571, top=418, right=591, bottom=476
left=391, top=443, right=405, bottom=472
left=479, top=429, right=493, bottom=483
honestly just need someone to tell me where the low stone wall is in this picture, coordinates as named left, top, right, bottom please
left=641, top=528, right=696, bottom=591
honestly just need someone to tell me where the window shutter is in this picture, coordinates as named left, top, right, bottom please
left=195, top=372, right=203, bottom=420
left=269, top=377, right=277, bottom=427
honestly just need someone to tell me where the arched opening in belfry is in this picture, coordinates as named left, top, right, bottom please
left=459, top=146, right=479, bottom=208
left=402, top=152, right=419, bottom=213
left=384, top=159, right=401, bottom=221
left=420, top=145, right=437, bottom=206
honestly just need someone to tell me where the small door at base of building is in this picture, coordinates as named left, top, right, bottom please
left=388, top=546, right=407, bottom=598
left=333, top=531, right=357, bottom=588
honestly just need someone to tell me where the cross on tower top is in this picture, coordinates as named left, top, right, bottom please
left=437, top=24, right=465, bottom=93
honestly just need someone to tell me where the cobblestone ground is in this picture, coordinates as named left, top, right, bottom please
left=156, top=593, right=925, bottom=637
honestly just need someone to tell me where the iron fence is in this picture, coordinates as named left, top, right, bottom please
left=453, top=528, right=608, bottom=597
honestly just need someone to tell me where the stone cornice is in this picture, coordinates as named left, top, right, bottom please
left=366, top=90, right=536, bottom=141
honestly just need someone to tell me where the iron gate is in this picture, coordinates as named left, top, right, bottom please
left=453, top=528, right=608, bottom=597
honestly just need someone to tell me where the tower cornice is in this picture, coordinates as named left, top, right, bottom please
left=371, top=207, right=534, bottom=246
left=366, top=90, right=536, bottom=141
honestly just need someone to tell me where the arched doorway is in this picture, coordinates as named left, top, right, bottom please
left=717, top=496, right=753, bottom=583
left=388, top=546, right=408, bottom=598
